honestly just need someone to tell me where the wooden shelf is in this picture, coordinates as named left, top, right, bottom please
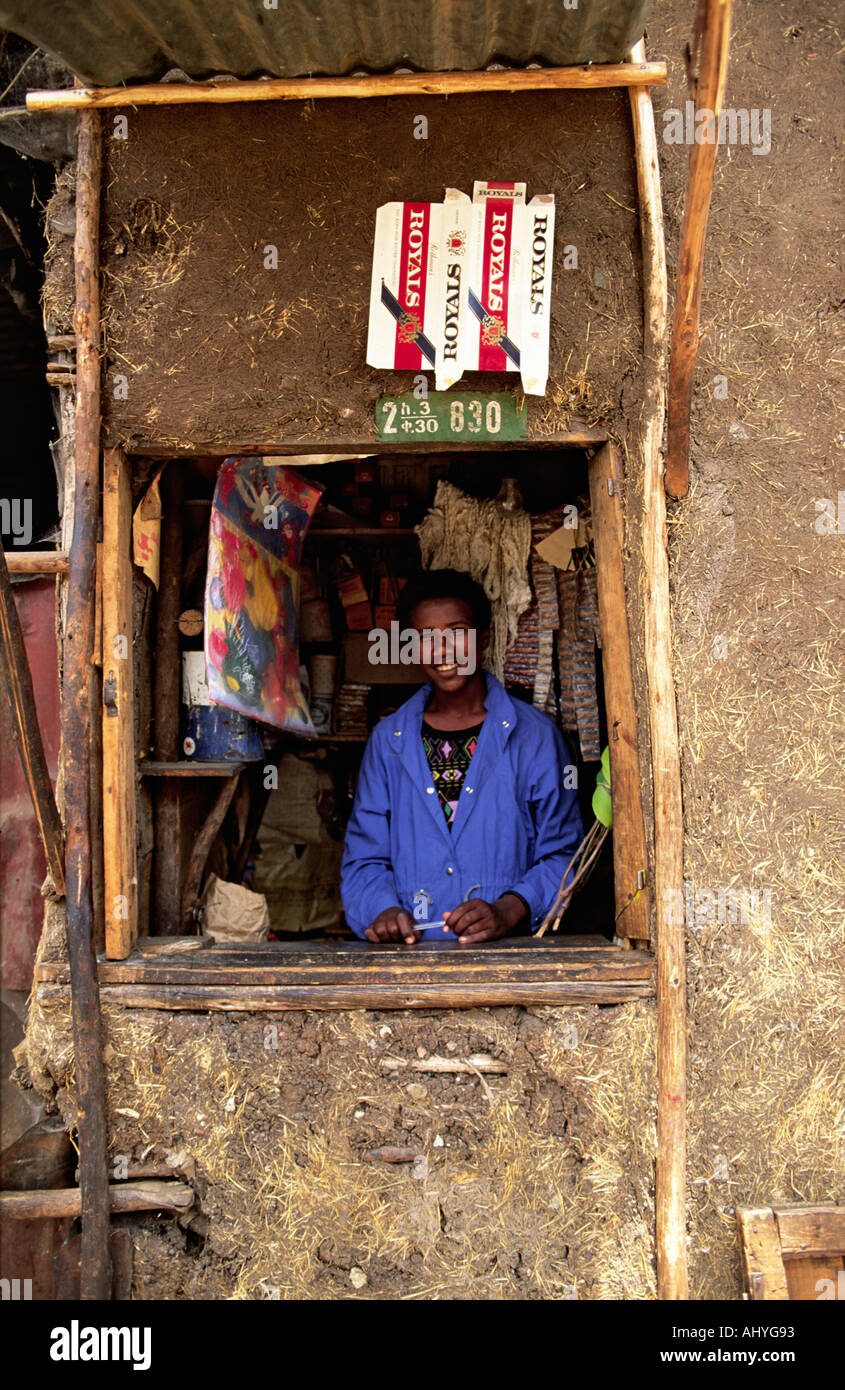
left=138, top=760, right=252, bottom=777
left=283, top=732, right=368, bottom=743
left=308, top=527, right=416, bottom=538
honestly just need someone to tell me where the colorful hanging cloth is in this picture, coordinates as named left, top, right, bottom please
left=204, top=457, right=323, bottom=733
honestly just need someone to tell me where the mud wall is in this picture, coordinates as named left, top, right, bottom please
left=46, top=89, right=643, bottom=451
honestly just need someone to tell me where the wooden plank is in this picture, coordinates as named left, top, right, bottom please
left=629, top=39, right=687, bottom=1302
left=736, top=1207, right=789, bottom=1301
left=774, top=1205, right=845, bottom=1260
left=200, top=933, right=613, bottom=954
left=3, top=551, right=69, bottom=574
left=0, top=540, right=66, bottom=896
left=783, top=1255, right=843, bottom=1302
left=0, top=1121, right=75, bottom=1191
left=26, top=62, right=668, bottom=113
left=140, top=760, right=249, bottom=777
left=102, top=447, right=138, bottom=959
left=37, top=978, right=653, bottom=1011
left=588, top=443, right=650, bottom=940
left=90, top=542, right=105, bottom=952
left=124, top=427, right=609, bottom=458
left=36, top=955, right=653, bottom=989
left=63, top=104, right=112, bottom=1301
left=34, top=937, right=653, bottom=982
left=0, top=1180, right=193, bottom=1219
left=666, top=0, right=733, bottom=498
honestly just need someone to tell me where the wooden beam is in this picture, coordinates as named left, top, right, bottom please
left=27, top=62, right=668, bottom=113
left=0, top=1180, right=193, bottom=1219
left=63, top=103, right=112, bottom=1301
left=0, top=540, right=66, bottom=895
left=37, top=978, right=654, bottom=1012
left=36, top=948, right=655, bottom=988
left=665, top=0, right=733, bottom=498
left=124, top=426, right=609, bottom=458
left=736, top=1207, right=790, bottom=1300
left=102, top=447, right=138, bottom=959
left=774, top=1205, right=845, bottom=1261
left=4, top=551, right=69, bottom=575
left=628, top=41, right=688, bottom=1300
left=588, top=443, right=650, bottom=940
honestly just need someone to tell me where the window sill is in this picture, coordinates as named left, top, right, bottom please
left=35, top=935, right=654, bottom=1011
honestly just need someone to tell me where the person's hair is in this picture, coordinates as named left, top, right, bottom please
left=396, top=568, right=491, bottom=633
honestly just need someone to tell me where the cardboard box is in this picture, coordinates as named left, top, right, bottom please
left=343, top=632, right=424, bottom=686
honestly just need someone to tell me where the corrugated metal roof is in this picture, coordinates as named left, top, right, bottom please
left=0, top=0, right=651, bottom=87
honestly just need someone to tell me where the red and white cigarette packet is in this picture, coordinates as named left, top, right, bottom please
left=520, top=194, right=555, bottom=396
left=367, top=201, right=440, bottom=376
left=366, top=184, right=555, bottom=396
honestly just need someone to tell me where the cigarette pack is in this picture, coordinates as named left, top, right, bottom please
left=366, top=183, right=555, bottom=396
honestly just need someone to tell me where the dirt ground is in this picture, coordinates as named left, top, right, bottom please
left=24, top=0, right=845, bottom=1299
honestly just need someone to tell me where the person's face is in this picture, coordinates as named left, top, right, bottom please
left=408, top=596, right=485, bottom=695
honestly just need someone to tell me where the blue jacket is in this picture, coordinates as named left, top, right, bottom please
left=340, top=672, right=584, bottom=938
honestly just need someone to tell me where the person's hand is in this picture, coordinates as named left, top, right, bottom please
left=364, top=906, right=420, bottom=945
left=443, top=894, right=525, bottom=945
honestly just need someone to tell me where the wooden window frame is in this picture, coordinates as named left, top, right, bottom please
left=96, top=441, right=652, bottom=1012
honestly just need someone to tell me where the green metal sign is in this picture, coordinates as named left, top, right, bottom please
left=376, top=391, right=527, bottom=443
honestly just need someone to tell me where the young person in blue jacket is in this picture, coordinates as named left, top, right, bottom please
left=340, top=570, right=584, bottom=946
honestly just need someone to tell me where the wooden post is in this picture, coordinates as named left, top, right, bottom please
left=62, top=103, right=112, bottom=1301
left=102, top=448, right=138, bottom=958
left=26, top=62, right=668, bottom=112
left=4, top=551, right=69, bottom=574
left=152, top=461, right=183, bottom=934
left=665, top=0, right=733, bottom=498
left=0, top=541, right=66, bottom=895
left=588, top=444, right=650, bottom=940
left=629, top=42, right=688, bottom=1299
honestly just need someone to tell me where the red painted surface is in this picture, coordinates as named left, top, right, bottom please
left=0, top=578, right=61, bottom=990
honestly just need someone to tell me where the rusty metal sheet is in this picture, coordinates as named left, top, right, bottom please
left=1, top=0, right=651, bottom=88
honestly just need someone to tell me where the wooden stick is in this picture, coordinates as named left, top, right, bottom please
left=4, top=551, right=69, bottom=574
left=665, top=0, right=733, bottom=498
left=27, top=62, right=668, bottom=113
left=629, top=41, right=688, bottom=1300
left=63, top=104, right=112, bottom=1301
left=380, top=1054, right=508, bottom=1075
left=0, top=1180, right=193, bottom=1220
left=181, top=771, right=242, bottom=931
left=102, top=448, right=138, bottom=959
left=588, top=442, right=651, bottom=939
left=0, top=540, right=66, bottom=894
